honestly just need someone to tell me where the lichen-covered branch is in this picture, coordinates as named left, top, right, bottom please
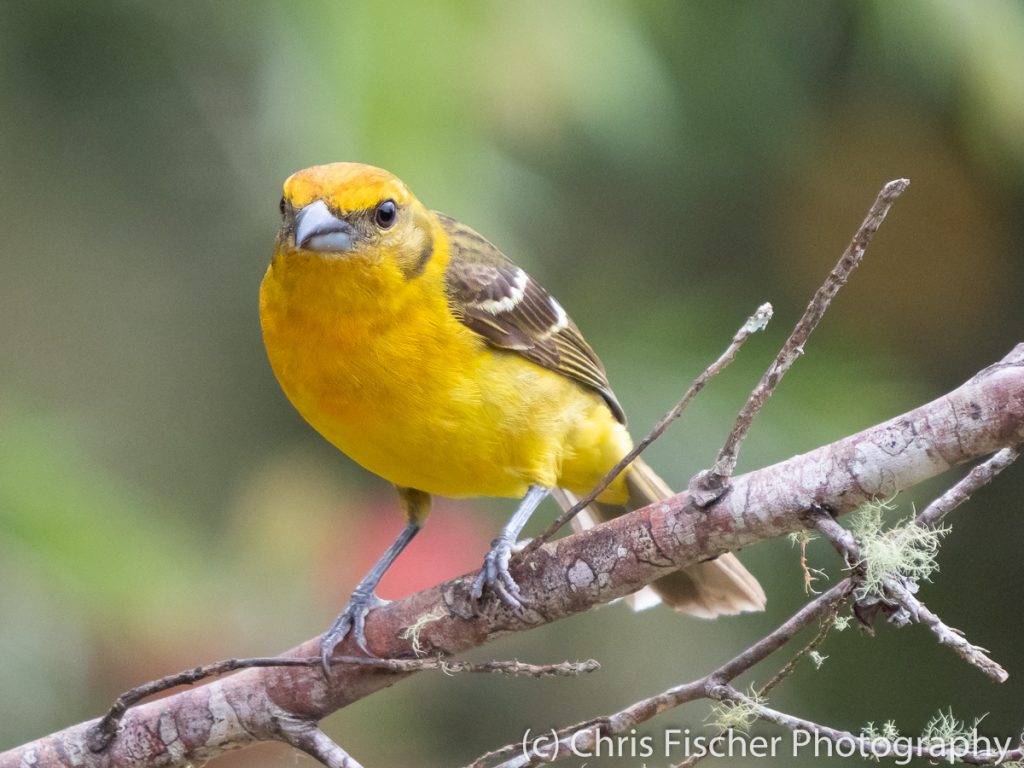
left=475, top=444, right=1023, bottom=768
left=2, top=346, right=1022, bottom=768
left=813, top=512, right=1008, bottom=682
left=706, top=685, right=1023, bottom=766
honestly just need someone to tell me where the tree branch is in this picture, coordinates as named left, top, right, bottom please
left=813, top=512, right=1008, bottom=683
left=86, top=655, right=600, bottom=753
left=3, top=343, right=1022, bottom=768
left=691, top=177, right=910, bottom=504
left=475, top=446, right=1022, bottom=768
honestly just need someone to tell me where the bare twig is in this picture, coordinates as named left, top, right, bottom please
left=690, top=178, right=910, bottom=505
left=344, top=656, right=599, bottom=677
left=521, top=302, right=773, bottom=556
left=811, top=512, right=860, bottom=563
left=757, top=606, right=840, bottom=698
left=887, top=577, right=1008, bottom=682
left=914, top=446, right=1021, bottom=529
left=713, top=580, right=855, bottom=681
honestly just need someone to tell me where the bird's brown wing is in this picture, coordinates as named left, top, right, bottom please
left=438, top=213, right=625, bottom=424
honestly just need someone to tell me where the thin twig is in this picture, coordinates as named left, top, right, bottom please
left=474, top=580, right=854, bottom=768
left=914, top=446, right=1021, bottom=529
left=811, top=513, right=860, bottom=562
left=690, top=178, right=910, bottom=505
left=88, top=654, right=599, bottom=752
left=334, top=656, right=601, bottom=677
left=673, top=592, right=848, bottom=768
left=757, top=605, right=840, bottom=698
left=713, top=579, right=854, bottom=680
left=884, top=578, right=1008, bottom=683
left=520, top=302, right=773, bottom=557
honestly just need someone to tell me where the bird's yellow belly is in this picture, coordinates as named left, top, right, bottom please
left=260, top=275, right=630, bottom=501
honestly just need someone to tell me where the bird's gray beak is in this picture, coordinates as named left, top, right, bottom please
left=295, top=199, right=355, bottom=252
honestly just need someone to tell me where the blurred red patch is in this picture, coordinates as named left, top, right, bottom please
left=316, top=494, right=496, bottom=604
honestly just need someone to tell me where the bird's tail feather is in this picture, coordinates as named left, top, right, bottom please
left=554, top=457, right=765, bottom=617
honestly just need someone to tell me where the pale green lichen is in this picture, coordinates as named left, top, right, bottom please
left=809, top=651, right=828, bottom=669
left=861, top=719, right=901, bottom=740
left=787, top=530, right=817, bottom=547
left=849, top=500, right=948, bottom=599
left=832, top=615, right=852, bottom=631
left=789, top=529, right=827, bottom=593
left=707, top=686, right=767, bottom=734
left=920, top=708, right=986, bottom=743
left=398, top=606, right=447, bottom=656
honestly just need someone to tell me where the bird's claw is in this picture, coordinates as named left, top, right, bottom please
left=320, top=590, right=389, bottom=675
left=471, top=536, right=524, bottom=609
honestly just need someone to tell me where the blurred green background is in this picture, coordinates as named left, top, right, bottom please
left=2, top=1, right=1023, bottom=766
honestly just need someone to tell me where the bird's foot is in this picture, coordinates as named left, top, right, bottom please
left=320, top=589, right=390, bottom=675
left=471, top=536, right=525, bottom=609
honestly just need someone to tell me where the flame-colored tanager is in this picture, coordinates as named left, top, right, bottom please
left=259, top=163, right=765, bottom=669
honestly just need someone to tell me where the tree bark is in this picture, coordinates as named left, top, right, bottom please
left=3, top=344, right=1022, bottom=768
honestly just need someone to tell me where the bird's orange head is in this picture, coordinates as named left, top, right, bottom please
left=276, top=162, right=439, bottom=277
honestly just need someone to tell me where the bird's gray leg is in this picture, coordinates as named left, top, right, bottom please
left=471, top=485, right=549, bottom=608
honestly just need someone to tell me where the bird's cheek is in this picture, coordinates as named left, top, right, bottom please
left=391, top=230, right=435, bottom=279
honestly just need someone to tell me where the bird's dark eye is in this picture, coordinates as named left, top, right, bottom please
left=279, top=196, right=286, bottom=216
left=374, top=199, right=397, bottom=229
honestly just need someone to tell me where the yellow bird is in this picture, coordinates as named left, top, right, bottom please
left=259, top=163, right=764, bottom=669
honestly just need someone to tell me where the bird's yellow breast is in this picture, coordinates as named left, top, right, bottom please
left=259, top=247, right=631, bottom=501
